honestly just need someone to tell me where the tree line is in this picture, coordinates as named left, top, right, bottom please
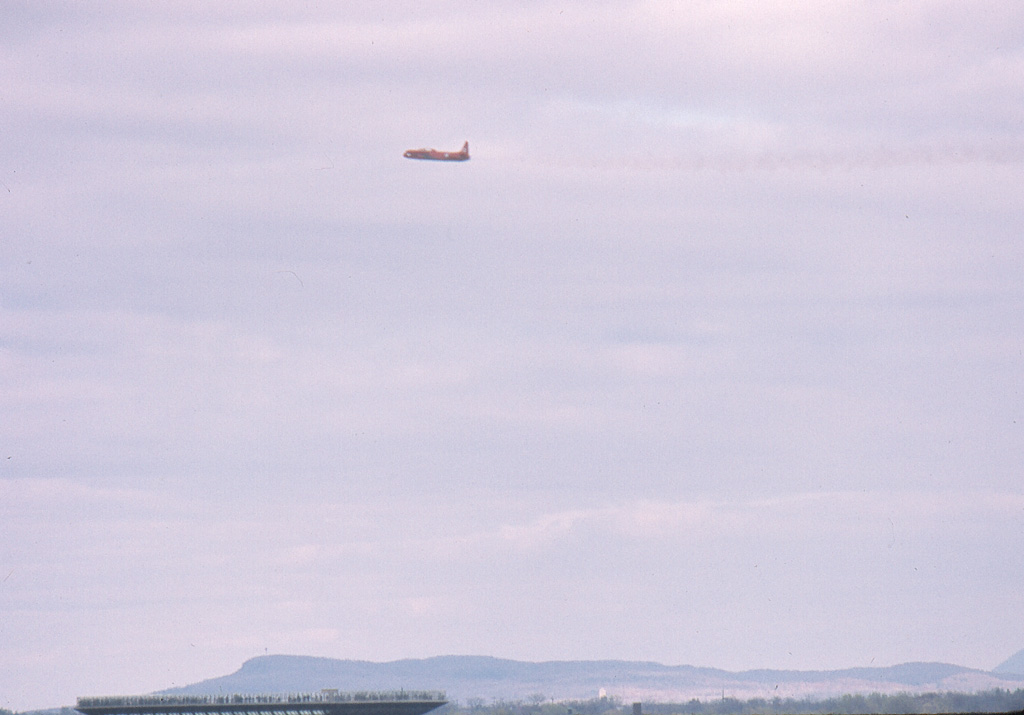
left=9, top=692, right=1024, bottom=715
left=441, top=689, right=1024, bottom=715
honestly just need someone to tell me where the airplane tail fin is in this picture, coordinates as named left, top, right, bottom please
left=462, top=141, right=469, bottom=155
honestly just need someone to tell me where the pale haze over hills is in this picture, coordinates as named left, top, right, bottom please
left=162, top=655, right=1024, bottom=704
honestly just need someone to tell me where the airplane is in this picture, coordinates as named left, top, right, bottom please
left=403, top=141, right=470, bottom=161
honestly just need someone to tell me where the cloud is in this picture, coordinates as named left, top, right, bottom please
left=1, top=1, right=1023, bottom=710
left=2, top=479, right=1023, bottom=708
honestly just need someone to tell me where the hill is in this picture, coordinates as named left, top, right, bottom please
left=995, top=650, right=1024, bottom=676
left=161, top=655, right=1024, bottom=704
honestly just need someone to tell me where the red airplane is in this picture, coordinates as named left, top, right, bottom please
left=403, top=141, right=470, bottom=161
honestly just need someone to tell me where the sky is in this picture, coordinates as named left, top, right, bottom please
left=2, top=0, right=1024, bottom=710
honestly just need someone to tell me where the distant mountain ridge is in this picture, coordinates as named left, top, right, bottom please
left=995, top=649, right=1024, bottom=676
left=162, top=654, right=1024, bottom=704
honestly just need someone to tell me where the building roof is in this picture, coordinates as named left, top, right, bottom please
left=75, top=692, right=447, bottom=715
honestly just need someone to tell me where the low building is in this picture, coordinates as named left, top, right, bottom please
left=76, top=691, right=448, bottom=715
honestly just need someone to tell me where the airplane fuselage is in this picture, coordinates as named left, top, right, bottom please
left=404, top=142, right=469, bottom=161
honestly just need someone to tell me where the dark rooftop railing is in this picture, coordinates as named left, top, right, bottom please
left=77, top=692, right=447, bottom=709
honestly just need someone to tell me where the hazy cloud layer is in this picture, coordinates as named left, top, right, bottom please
left=2, top=1, right=1023, bottom=710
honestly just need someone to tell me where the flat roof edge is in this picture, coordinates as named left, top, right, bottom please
left=77, top=693, right=447, bottom=708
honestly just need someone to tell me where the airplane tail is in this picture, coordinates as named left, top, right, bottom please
left=461, top=141, right=469, bottom=156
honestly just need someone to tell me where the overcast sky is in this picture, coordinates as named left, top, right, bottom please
left=2, top=1, right=1024, bottom=711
